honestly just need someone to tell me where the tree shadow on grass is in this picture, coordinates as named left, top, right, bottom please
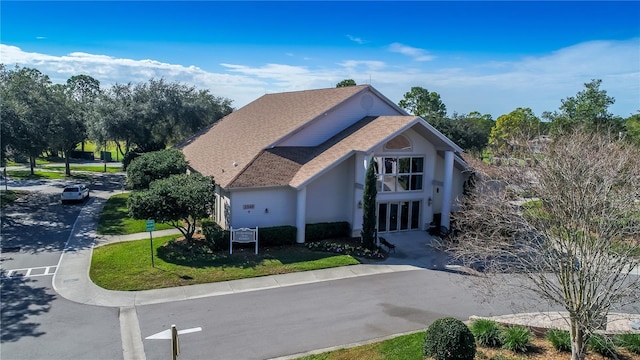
left=0, top=270, right=56, bottom=342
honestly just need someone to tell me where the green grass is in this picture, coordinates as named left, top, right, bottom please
left=90, top=235, right=360, bottom=290
left=97, top=192, right=173, bottom=235
left=0, top=190, right=28, bottom=207
left=46, top=165, right=123, bottom=173
left=297, top=332, right=424, bottom=360
left=75, top=141, right=124, bottom=161
left=5, top=169, right=92, bottom=180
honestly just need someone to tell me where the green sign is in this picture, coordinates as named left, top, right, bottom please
left=146, top=220, right=155, bottom=232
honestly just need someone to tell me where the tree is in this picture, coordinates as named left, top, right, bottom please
left=624, top=112, right=640, bottom=146
left=128, top=173, right=215, bottom=241
left=93, top=79, right=233, bottom=158
left=125, top=149, right=188, bottom=190
left=361, top=158, right=377, bottom=250
left=0, top=66, right=54, bottom=174
left=488, top=107, right=542, bottom=156
left=46, top=75, right=101, bottom=176
left=336, top=79, right=356, bottom=87
left=446, top=112, right=495, bottom=154
left=547, top=79, right=624, bottom=135
left=398, top=86, right=447, bottom=122
left=450, top=129, right=640, bottom=360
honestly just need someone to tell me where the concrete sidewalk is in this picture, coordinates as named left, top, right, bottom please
left=52, top=197, right=420, bottom=308
left=52, top=194, right=640, bottom=335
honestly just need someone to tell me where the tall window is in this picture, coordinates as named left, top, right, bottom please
left=375, top=156, right=424, bottom=192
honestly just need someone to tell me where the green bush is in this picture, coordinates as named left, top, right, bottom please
left=305, top=222, right=351, bottom=242
left=469, top=319, right=503, bottom=348
left=258, top=226, right=297, bottom=246
left=589, top=334, right=618, bottom=358
left=545, top=328, right=571, bottom=352
left=423, top=317, right=476, bottom=360
left=500, top=326, right=531, bottom=353
left=615, top=333, right=640, bottom=354
left=202, top=219, right=229, bottom=251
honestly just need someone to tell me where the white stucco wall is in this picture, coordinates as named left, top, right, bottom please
left=279, top=90, right=402, bottom=147
left=371, top=127, right=437, bottom=230
left=305, top=158, right=354, bottom=224
left=230, top=187, right=297, bottom=229
left=433, top=156, right=467, bottom=212
left=214, top=187, right=231, bottom=229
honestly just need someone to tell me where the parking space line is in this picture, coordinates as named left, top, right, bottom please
left=2, top=266, right=57, bottom=278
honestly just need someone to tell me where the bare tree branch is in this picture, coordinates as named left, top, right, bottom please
left=450, top=129, right=640, bottom=360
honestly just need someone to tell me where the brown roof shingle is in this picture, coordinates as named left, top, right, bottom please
left=180, top=85, right=370, bottom=188
left=229, top=115, right=420, bottom=189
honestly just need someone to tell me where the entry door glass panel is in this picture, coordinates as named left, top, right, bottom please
left=389, top=203, right=398, bottom=231
left=411, top=201, right=421, bottom=230
left=378, top=203, right=387, bottom=232
left=400, top=201, right=410, bottom=230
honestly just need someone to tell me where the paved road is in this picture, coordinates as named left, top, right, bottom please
left=3, top=171, right=637, bottom=360
left=1, top=176, right=124, bottom=360
left=138, top=269, right=530, bottom=360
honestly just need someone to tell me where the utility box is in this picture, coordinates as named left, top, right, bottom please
left=100, top=151, right=112, bottom=162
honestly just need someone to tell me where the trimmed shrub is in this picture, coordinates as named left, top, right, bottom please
left=423, top=317, right=476, bottom=360
left=589, top=334, right=618, bottom=358
left=615, top=333, right=640, bottom=354
left=202, top=219, right=229, bottom=251
left=545, top=328, right=571, bottom=352
left=258, top=226, right=297, bottom=246
left=470, top=319, right=503, bottom=348
left=500, top=326, right=531, bottom=353
left=305, top=222, right=351, bottom=242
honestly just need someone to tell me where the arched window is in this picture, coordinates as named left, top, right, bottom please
left=384, top=134, right=412, bottom=151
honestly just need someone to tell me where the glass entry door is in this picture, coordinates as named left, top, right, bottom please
left=377, top=201, right=421, bottom=233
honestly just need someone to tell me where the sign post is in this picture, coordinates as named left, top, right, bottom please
left=146, top=220, right=155, bottom=267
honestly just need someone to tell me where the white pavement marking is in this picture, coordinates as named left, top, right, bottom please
left=146, top=326, right=203, bottom=340
left=120, top=306, right=146, bottom=360
left=2, top=266, right=57, bottom=278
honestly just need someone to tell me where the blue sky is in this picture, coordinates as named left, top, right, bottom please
left=2, top=1, right=639, bottom=119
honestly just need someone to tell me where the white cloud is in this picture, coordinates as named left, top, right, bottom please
left=346, top=35, right=367, bottom=44
left=388, top=43, right=435, bottom=62
left=1, top=39, right=638, bottom=118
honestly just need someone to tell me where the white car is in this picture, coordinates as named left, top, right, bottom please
left=61, top=184, right=90, bottom=204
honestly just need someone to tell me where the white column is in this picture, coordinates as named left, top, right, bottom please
left=441, top=151, right=454, bottom=230
left=352, top=153, right=367, bottom=236
left=296, top=186, right=307, bottom=243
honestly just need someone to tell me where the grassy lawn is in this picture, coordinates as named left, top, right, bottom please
left=0, top=190, right=28, bottom=207
left=5, top=169, right=92, bottom=180
left=90, top=235, right=360, bottom=290
left=297, top=332, right=424, bottom=360
left=45, top=165, right=123, bottom=173
left=97, top=192, right=173, bottom=235
left=75, top=141, right=124, bottom=161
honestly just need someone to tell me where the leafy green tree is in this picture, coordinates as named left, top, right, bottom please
left=361, top=158, right=377, bottom=250
left=128, top=173, right=215, bottom=241
left=46, top=84, right=77, bottom=175
left=446, top=112, right=495, bottom=153
left=125, top=149, right=188, bottom=190
left=0, top=65, right=53, bottom=174
left=47, top=75, right=101, bottom=175
left=94, top=79, right=233, bottom=158
left=624, top=112, right=640, bottom=146
left=336, top=79, right=356, bottom=87
left=547, top=79, right=624, bottom=135
left=489, top=107, right=542, bottom=156
left=398, top=86, right=447, bottom=122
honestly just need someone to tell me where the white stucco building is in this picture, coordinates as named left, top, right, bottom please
left=181, top=85, right=469, bottom=243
